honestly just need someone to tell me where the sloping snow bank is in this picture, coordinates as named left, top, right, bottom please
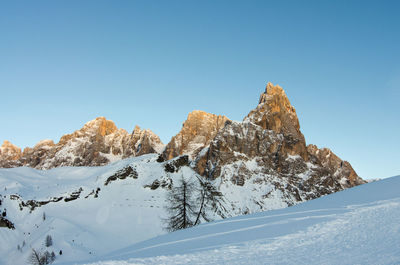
left=85, top=176, right=400, bottom=265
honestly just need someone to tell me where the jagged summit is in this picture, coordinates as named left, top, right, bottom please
left=245, top=82, right=308, bottom=160
left=0, top=117, right=164, bottom=169
left=81, top=116, right=119, bottom=136
left=0, top=83, right=366, bottom=265
left=195, top=82, right=364, bottom=209
left=162, top=110, right=230, bottom=160
left=0, top=83, right=364, bottom=203
left=33, top=139, right=55, bottom=149
left=0, top=140, right=22, bottom=166
left=247, top=82, right=300, bottom=132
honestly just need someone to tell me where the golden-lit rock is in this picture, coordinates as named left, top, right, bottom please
left=245, top=82, right=308, bottom=161
left=1, top=117, right=164, bottom=169
left=163, top=110, right=230, bottom=160
left=195, top=82, right=364, bottom=202
left=307, top=144, right=364, bottom=188
left=0, top=141, right=22, bottom=167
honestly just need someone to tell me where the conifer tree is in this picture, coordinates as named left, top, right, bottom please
left=164, top=177, right=197, bottom=232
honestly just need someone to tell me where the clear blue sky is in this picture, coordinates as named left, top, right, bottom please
left=1, top=1, right=399, bottom=179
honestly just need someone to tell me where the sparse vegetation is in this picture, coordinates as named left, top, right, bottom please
left=194, top=179, right=225, bottom=225
left=164, top=176, right=224, bottom=231
left=164, top=176, right=197, bottom=232
left=45, top=235, right=53, bottom=247
left=28, top=248, right=55, bottom=265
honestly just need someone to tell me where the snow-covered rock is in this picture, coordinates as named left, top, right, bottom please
left=0, top=82, right=369, bottom=265
left=195, top=83, right=364, bottom=215
left=0, top=117, right=164, bottom=169
left=0, top=140, right=22, bottom=168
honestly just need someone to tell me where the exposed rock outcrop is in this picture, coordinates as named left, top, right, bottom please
left=194, top=82, right=365, bottom=211
left=0, top=216, right=15, bottom=230
left=245, top=82, right=308, bottom=161
left=0, top=117, right=164, bottom=169
left=307, top=144, right=364, bottom=187
left=163, top=110, right=229, bottom=160
left=0, top=141, right=22, bottom=168
left=0, top=82, right=364, bottom=214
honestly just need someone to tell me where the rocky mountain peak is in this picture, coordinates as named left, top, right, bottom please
left=247, top=82, right=300, bottom=134
left=245, top=82, right=308, bottom=160
left=33, top=139, right=55, bottom=149
left=307, top=144, right=364, bottom=187
left=194, top=82, right=364, bottom=212
left=0, top=140, right=22, bottom=161
left=163, top=110, right=230, bottom=160
left=0, top=117, right=164, bottom=169
left=132, top=125, right=142, bottom=135
left=129, top=125, right=164, bottom=155
left=81, top=117, right=118, bottom=137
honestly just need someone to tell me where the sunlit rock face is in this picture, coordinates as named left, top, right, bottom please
left=0, top=82, right=365, bottom=219
left=162, top=110, right=230, bottom=160
left=0, top=141, right=22, bottom=168
left=195, top=82, right=365, bottom=208
left=307, top=144, right=364, bottom=188
left=0, top=82, right=365, bottom=207
left=245, top=82, right=308, bottom=161
left=0, top=117, right=164, bottom=169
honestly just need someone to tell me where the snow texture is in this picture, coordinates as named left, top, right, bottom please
left=84, top=176, right=400, bottom=265
left=0, top=153, right=397, bottom=265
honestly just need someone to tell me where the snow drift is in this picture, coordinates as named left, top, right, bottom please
left=85, top=175, right=400, bottom=265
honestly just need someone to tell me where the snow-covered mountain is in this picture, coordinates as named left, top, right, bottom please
left=0, top=117, right=163, bottom=169
left=0, top=82, right=368, bottom=264
left=84, top=175, right=400, bottom=265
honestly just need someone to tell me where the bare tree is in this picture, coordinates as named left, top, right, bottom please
left=28, top=248, right=55, bottom=265
left=42, top=251, right=51, bottom=264
left=164, top=177, right=197, bottom=232
left=194, top=179, right=225, bottom=225
left=28, top=249, right=44, bottom=265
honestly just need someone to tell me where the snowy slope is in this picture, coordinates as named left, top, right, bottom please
left=1, top=152, right=339, bottom=265
left=0, top=154, right=200, bottom=265
left=1, top=154, right=394, bottom=265
left=84, top=176, right=400, bottom=265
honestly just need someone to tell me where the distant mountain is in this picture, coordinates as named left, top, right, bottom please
left=0, top=117, right=163, bottom=169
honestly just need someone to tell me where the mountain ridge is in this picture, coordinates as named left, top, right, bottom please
left=0, top=82, right=369, bottom=264
left=0, top=117, right=163, bottom=169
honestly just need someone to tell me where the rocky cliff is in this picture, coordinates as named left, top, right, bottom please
left=0, top=83, right=367, bottom=262
left=162, top=110, right=229, bottom=160
left=0, top=117, right=164, bottom=169
left=0, top=141, right=22, bottom=168
left=0, top=83, right=364, bottom=210
left=244, top=82, right=308, bottom=160
left=192, top=82, right=364, bottom=213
